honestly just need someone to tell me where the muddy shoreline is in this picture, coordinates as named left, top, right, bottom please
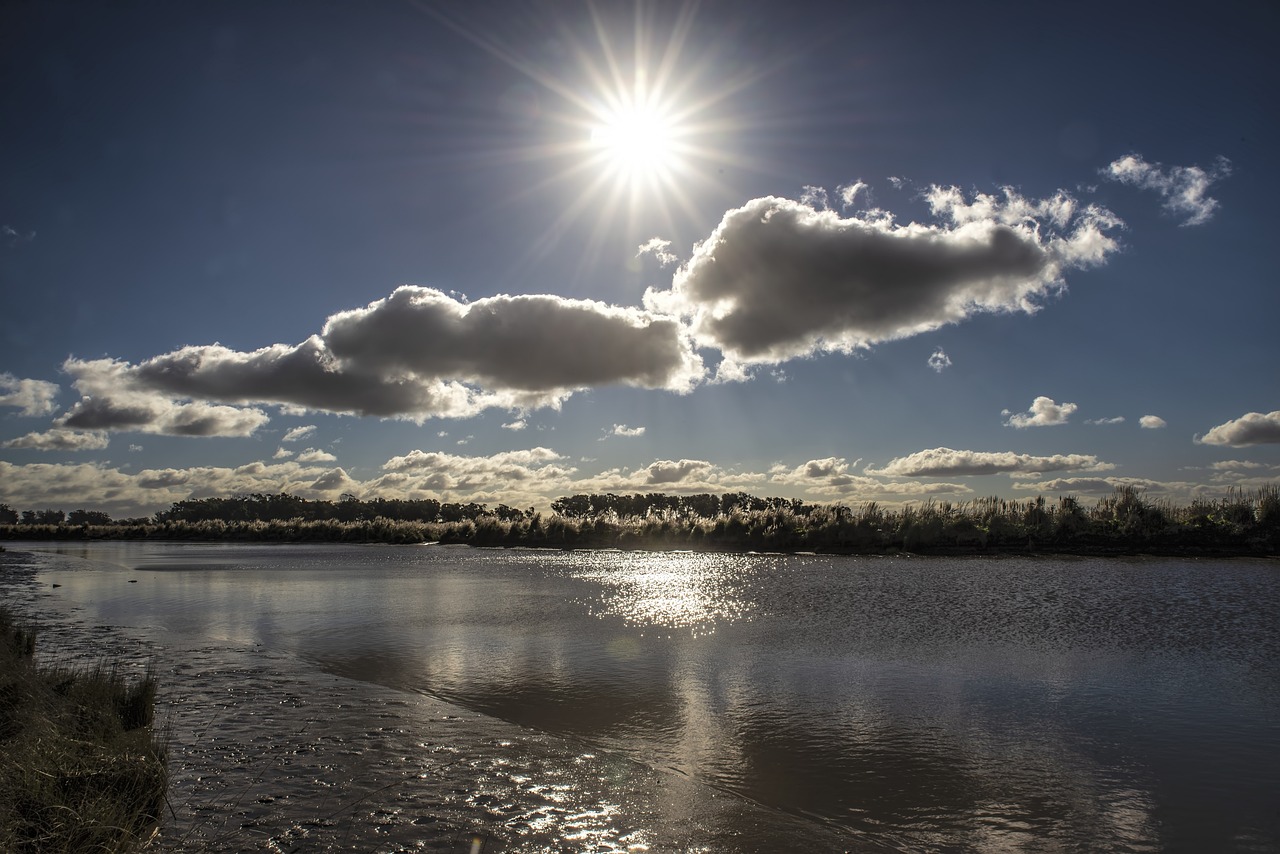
left=0, top=548, right=857, bottom=853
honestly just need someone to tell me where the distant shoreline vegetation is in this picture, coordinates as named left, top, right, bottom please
left=1, top=486, right=1277, bottom=556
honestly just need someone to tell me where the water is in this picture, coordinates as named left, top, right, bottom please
left=3, top=542, right=1277, bottom=852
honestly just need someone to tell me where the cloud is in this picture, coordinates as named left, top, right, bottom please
left=1003, top=396, right=1078, bottom=428
left=273, top=447, right=293, bottom=459
left=608, top=424, right=645, bottom=438
left=927, top=347, right=952, bottom=373
left=1196, top=410, right=1280, bottom=447
left=321, top=287, right=702, bottom=394
left=3, top=225, right=36, bottom=247
left=1010, top=476, right=1188, bottom=495
left=296, top=448, right=337, bottom=463
left=837, top=181, right=868, bottom=209
left=644, top=189, right=1120, bottom=364
left=800, top=185, right=829, bottom=209
left=867, top=447, right=1112, bottom=477
left=1208, top=460, right=1263, bottom=471
left=1139, top=415, right=1166, bottom=429
left=281, top=425, right=316, bottom=442
left=1086, top=416, right=1125, bottom=425
left=2, top=428, right=110, bottom=451
left=0, top=374, right=60, bottom=416
left=57, top=287, right=705, bottom=428
left=0, top=459, right=361, bottom=516
left=1103, top=154, right=1231, bottom=226
left=502, top=419, right=527, bottom=431
left=768, top=457, right=969, bottom=497
left=57, top=386, right=270, bottom=437
left=636, top=237, right=679, bottom=267
left=643, top=459, right=713, bottom=485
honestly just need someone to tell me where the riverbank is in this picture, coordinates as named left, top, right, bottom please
left=0, top=604, right=165, bottom=852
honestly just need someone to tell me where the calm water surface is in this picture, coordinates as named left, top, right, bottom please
left=6, top=543, right=1278, bottom=852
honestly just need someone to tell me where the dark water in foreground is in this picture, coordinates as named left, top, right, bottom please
left=4, top=543, right=1278, bottom=852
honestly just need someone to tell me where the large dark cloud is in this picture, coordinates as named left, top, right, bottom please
left=59, top=287, right=703, bottom=430
left=322, top=287, right=700, bottom=392
left=645, top=190, right=1120, bottom=363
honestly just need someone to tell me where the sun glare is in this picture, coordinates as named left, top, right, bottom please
left=590, top=103, right=679, bottom=178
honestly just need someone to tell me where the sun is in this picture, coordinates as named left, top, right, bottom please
left=589, top=102, right=680, bottom=180
left=591, top=100, right=686, bottom=184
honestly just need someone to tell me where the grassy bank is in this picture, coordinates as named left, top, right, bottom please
left=0, top=608, right=166, bottom=852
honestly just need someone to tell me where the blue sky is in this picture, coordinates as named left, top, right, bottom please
left=2, top=0, right=1277, bottom=516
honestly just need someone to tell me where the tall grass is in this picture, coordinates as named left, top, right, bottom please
left=0, top=609, right=167, bottom=852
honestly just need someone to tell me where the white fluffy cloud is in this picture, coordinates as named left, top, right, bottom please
left=296, top=448, right=337, bottom=463
left=2, top=429, right=110, bottom=451
left=1196, top=410, right=1280, bottom=447
left=1139, top=415, right=1167, bottom=429
left=867, top=447, right=1112, bottom=477
left=1086, top=416, right=1125, bottom=425
left=768, top=457, right=968, bottom=497
left=1003, top=396, right=1078, bottom=428
left=1103, top=154, right=1231, bottom=226
left=645, top=189, right=1120, bottom=364
left=927, top=348, right=952, bottom=373
left=56, top=286, right=704, bottom=430
left=608, top=424, right=646, bottom=438
left=0, top=374, right=60, bottom=417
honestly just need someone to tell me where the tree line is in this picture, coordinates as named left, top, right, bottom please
left=2, top=486, right=1278, bottom=555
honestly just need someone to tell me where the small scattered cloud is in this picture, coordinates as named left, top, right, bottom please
left=1209, top=460, right=1263, bottom=471
left=128, top=444, right=143, bottom=452
left=1086, top=416, right=1125, bottom=425
left=799, top=185, right=829, bottom=209
left=1196, top=410, right=1280, bottom=447
left=0, top=374, right=60, bottom=417
left=607, top=424, right=645, bottom=438
left=1003, top=396, right=1078, bottom=428
left=455, top=435, right=472, bottom=446
left=1139, top=415, right=1167, bottom=429
left=645, top=189, right=1120, bottom=365
left=282, top=425, right=317, bottom=442
left=3, top=225, right=36, bottom=247
left=837, top=181, right=868, bottom=209
left=927, top=347, right=952, bottom=373
left=273, top=447, right=293, bottom=459
left=1103, top=153, right=1231, bottom=226
left=636, top=237, right=679, bottom=267
left=867, top=448, right=1112, bottom=477
left=295, top=447, right=336, bottom=462
left=502, top=419, right=527, bottom=431
left=2, top=428, right=109, bottom=451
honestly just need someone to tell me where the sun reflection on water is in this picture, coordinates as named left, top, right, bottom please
left=571, top=551, right=759, bottom=635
